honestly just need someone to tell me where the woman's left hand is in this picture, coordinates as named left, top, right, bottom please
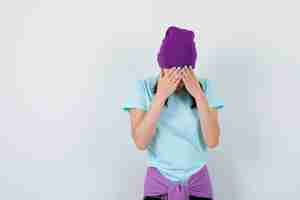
left=181, top=65, right=205, bottom=99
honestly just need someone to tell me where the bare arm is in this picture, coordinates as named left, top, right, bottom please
left=128, top=93, right=166, bottom=150
left=128, top=68, right=182, bottom=151
left=180, top=66, right=222, bottom=150
left=195, top=96, right=221, bottom=149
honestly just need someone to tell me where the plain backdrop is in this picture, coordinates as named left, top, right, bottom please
left=1, top=0, right=299, bottom=199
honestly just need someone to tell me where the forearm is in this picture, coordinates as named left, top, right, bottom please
left=135, top=94, right=166, bottom=149
left=195, top=95, right=220, bottom=148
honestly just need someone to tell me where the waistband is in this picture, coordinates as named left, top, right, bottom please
left=143, top=164, right=214, bottom=200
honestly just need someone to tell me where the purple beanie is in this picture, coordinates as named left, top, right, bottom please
left=157, top=26, right=197, bottom=69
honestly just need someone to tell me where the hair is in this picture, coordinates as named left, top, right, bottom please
left=152, top=79, right=205, bottom=109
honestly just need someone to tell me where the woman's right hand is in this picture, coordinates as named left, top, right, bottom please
left=156, top=67, right=182, bottom=100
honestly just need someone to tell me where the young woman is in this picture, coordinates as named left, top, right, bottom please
left=122, top=26, right=224, bottom=200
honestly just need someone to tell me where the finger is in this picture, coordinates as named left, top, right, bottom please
left=189, top=66, right=198, bottom=81
left=175, top=67, right=184, bottom=82
left=185, top=66, right=192, bottom=80
left=168, top=67, right=179, bottom=79
left=163, top=68, right=171, bottom=77
left=163, top=68, right=169, bottom=77
left=182, top=73, right=187, bottom=83
left=175, top=71, right=183, bottom=83
left=173, top=74, right=181, bottom=86
left=170, top=67, right=181, bottom=82
left=182, top=66, right=190, bottom=80
left=179, top=67, right=185, bottom=78
left=187, top=65, right=194, bottom=77
left=182, top=73, right=191, bottom=88
left=170, top=71, right=181, bottom=84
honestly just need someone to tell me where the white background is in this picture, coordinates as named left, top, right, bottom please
left=1, top=0, right=299, bottom=199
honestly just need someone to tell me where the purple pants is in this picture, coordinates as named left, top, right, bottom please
left=143, top=164, right=214, bottom=200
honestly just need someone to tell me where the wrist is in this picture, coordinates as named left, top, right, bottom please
left=194, top=92, right=206, bottom=104
left=154, top=93, right=167, bottom=107
left=195, top=96, right=210, bottom=113
left=156, top=92, right=167, bottom=102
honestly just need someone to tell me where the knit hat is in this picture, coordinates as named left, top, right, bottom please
left=157, top=26, right=197, bottom=69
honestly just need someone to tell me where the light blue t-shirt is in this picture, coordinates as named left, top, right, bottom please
left=121, top=72, right=224, bottom=184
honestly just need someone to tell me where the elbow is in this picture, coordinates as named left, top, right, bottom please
left=132, top=129, right=148, bottom=151
left=132, top=125, right=154, bottom=151
left=207, top=141, right=219, bottom=149
left=207, top=137, right=220, bottom=149
left=134, top=137, right=148, bottom=151
left=136, top=142, right=147, bottom=151
left=206, top=129, right=221, bottom=149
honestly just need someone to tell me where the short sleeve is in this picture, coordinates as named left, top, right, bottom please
left=121, top=79, right=148, bottom=112
left=204, top=79, right=224, bottom=110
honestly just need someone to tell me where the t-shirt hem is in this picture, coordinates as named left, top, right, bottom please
left=145, top=160, right=208, bottom=183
